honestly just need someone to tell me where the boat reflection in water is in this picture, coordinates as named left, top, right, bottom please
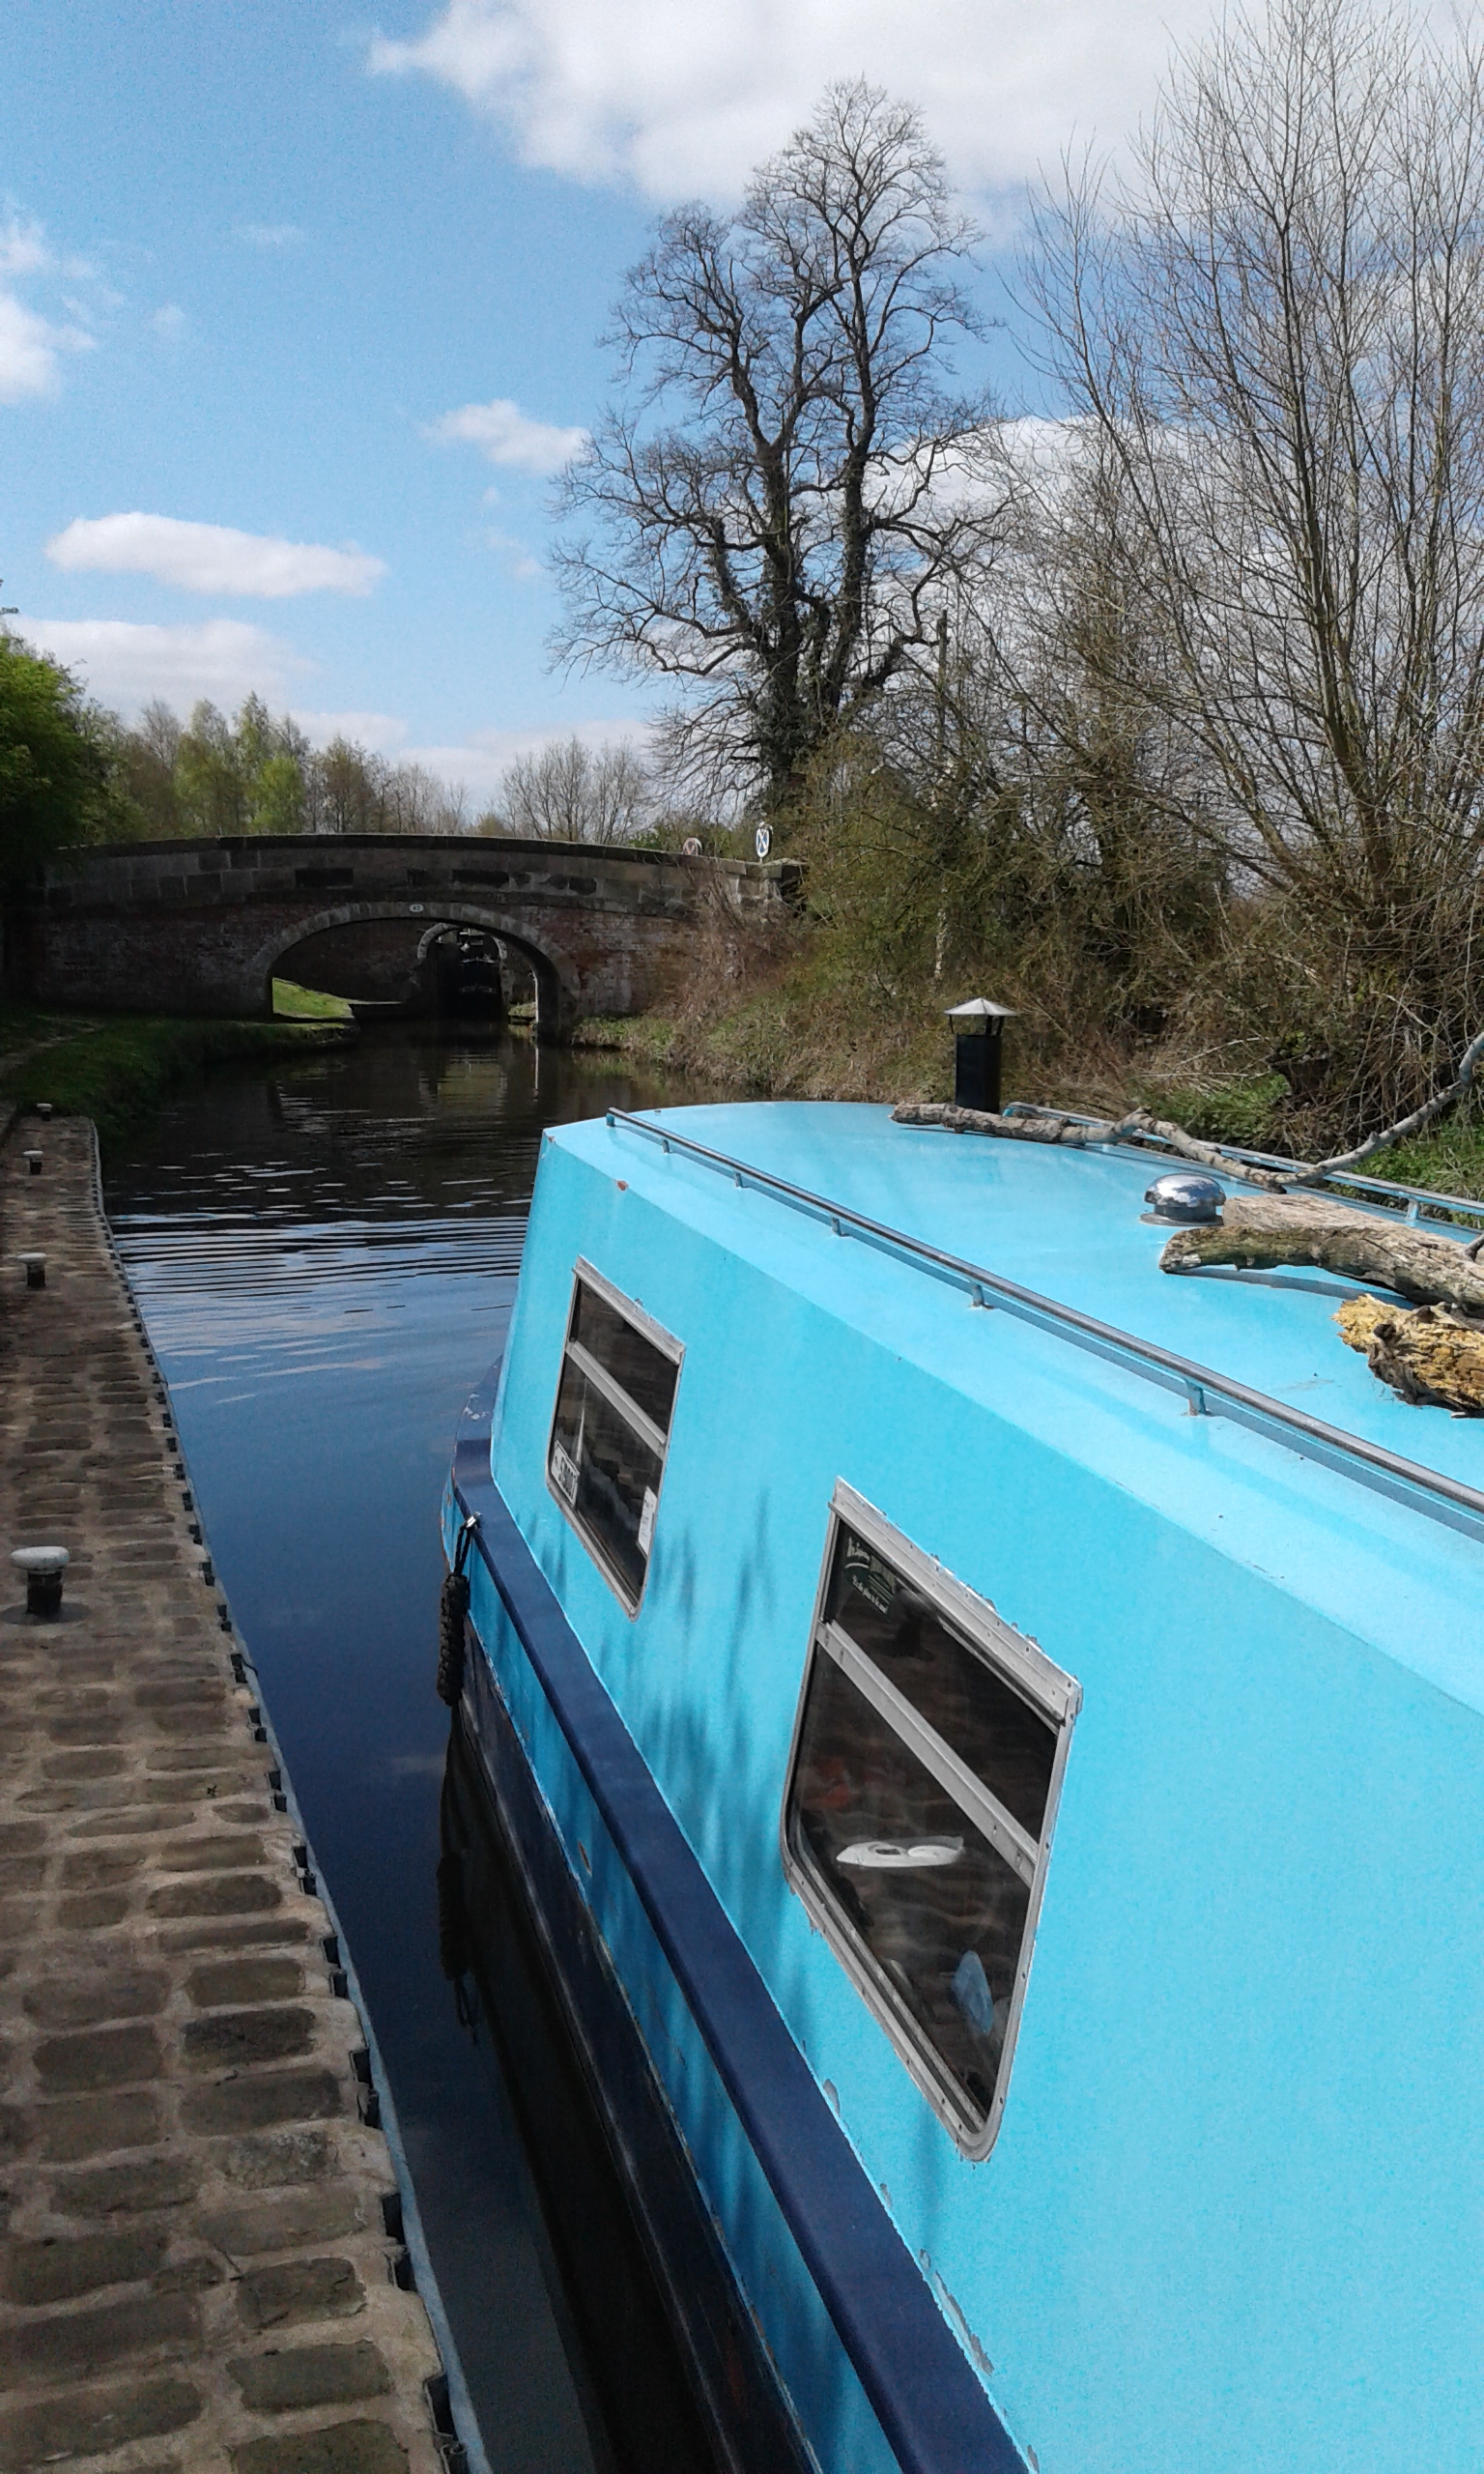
left=436, top=1717, right=730, bottom=2474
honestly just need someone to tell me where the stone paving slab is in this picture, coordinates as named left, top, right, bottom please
left=0, top=1116, right=447, bottom=2474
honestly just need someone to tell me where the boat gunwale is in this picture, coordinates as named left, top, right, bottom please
left=603, top=1108, right=1484, bottom=1549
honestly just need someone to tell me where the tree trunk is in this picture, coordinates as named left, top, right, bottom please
left=891, top=1099, right=1292, bottom=1186
left=1158, top=1193, right=1484, bottom=1313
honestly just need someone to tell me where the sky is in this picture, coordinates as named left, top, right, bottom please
left=0, top=0, right=1213, bottom=808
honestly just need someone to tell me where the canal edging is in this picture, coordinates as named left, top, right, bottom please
left=0, top=1110, right=456, bottom=2474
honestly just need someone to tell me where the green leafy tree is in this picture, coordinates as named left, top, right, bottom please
left=0, top=627, right=119, bottom=878
left=250, top=750, right=307, bottom=835
left=175, top=703, right=247, bottom=836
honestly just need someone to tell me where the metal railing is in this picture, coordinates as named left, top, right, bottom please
left=605, top=1108, right=1484, bottom=1548
left=1001, top=1100, right=1484, bottom=1226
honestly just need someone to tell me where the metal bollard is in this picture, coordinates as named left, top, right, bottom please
left=11, top=1545, right=69, bottom=1619
left=17, top=1253, right=45, bottom=1290
left=33, top=1104, right=52, bottom=1121
left=22, top=1151, right=42, bottom=1176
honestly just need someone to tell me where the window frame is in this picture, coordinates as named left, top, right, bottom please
left=781, top=1480, right=1080, bottom=2159
left=546, top=1256, right=684, bottom=1615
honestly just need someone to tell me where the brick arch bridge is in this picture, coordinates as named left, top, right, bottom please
left=13, top=833, right=794, bottom=1039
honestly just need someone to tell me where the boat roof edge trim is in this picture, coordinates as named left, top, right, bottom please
left=604, top=1109, right=1484, bottom=1549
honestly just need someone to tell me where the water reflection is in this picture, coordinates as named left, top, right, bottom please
left=103, top=1029, right=712, bottom=2474
left=439, top=1722, right=715, bottom=2474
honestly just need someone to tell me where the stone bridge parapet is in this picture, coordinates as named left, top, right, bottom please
left=10, top=833, right=797, bottom=1036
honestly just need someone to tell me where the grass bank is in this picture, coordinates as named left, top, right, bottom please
left=572, top=991, right=1484, bottom=1202
left=0, top=1003, right=352, bottom=1143
left=271, top=976, right=355, bottom=1022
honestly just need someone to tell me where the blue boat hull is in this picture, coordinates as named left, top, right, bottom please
left=445, top=1568, right=811, bottom=2471
left=446, top=1374, right=1027, bottom=2474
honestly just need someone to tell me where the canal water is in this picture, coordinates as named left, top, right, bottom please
left=101, top=1029, right=716, bottom=2474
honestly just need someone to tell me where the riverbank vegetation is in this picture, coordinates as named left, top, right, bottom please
left=0, top=1005, right=349, bottom=1141
left=559, top=4, right=1484, bottom=1194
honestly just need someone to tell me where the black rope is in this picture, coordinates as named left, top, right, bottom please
left=436, top=1514, right=478, bottom=1706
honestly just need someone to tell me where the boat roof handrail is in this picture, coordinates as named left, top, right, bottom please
left=1000, top=1100, right=1484, bottom=1225
left=605, top=1108, right=1484, bottom=1549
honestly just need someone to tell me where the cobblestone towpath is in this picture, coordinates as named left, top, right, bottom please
left=0, top=1112, right=450, bottom=2474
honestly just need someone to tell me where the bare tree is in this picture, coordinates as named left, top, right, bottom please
left=1025, top=0, right=1484, bottom=1123
left=984, top=430, right=1228, bottom=1020
left=303, top=738, right=468, bottom=836
left=495, top=736, right=653, bottom=843
left=555, top=81, right=1000, bottom=820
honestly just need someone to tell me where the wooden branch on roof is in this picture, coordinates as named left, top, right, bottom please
left=890, top=1100, right=1294, bottom=1189
left=1158, top=1192, right=1484, bottom=1314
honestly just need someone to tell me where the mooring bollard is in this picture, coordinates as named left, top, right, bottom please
left=11, top=1545, right=70, bottom=1619
left=33, top=1103, right=52, bottom=1121
left=22, top=1151, right=42, bottom=1176
left=17, top=1253, right=45, bottom=1291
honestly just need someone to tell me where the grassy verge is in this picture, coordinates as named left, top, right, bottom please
left=1364, top=1115, right=1484, bottom=1200
left=0, top=1004, right=352, bottom=1142
left=573, top=1001, right=1484, bottom=1201
left=569, top=983, right=952, bottom=1099
left=271, top=977, right=355, bottom=1022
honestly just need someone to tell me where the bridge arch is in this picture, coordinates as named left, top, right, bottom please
left=248, top=901, right=570, bottom=1039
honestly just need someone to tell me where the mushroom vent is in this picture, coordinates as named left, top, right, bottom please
left=1144, top=1171, right=1225, bottom=1224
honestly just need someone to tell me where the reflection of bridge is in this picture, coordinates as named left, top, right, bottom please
left=11, top=834, right=796, bottom=1039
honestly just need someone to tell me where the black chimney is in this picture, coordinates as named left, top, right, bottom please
left=945, top=998, right=1015, bottom=1114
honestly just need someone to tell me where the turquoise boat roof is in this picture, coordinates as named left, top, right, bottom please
left=572, top=1097, right=1484, bottom=1497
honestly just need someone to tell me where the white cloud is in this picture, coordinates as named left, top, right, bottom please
left=0, top=216, right=49, bottom=277
left=400, top=716, right=651, bottom=800
left=13, top=617, right=310, bottom=714
left=0, top=297, right=64, bottom=401
left=235, top=223, right=303, bottom=248
left=0, top=213, right=103, bottom=403
left=292, top=709, right=410, bottom=753
left=485, top=527, right=542, bottom=579
left=424, top=395, right=587, bottom=475
left=45, top=513, right=385, bottom=598
left=0, top=215, right=97, bottom=285
left=0, top=294, right=91, bottom=403
left=367, top=0, right=1215, bottom=202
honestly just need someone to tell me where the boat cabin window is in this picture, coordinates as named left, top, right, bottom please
left=784, top=1484, right=1079, bottom=2157
left=548, top=1260, right=682, bottom=1611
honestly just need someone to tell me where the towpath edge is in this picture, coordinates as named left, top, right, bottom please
left=0, top=1111, right=452, bottom=2474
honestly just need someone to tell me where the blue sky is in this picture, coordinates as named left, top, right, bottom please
left=1, top=0, right=1208, bottom=807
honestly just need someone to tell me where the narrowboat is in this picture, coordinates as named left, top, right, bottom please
left=441, top=1089, right=1483, bottom=2474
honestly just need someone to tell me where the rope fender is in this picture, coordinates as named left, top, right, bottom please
left=437, top=1514, right=479, bottom=1706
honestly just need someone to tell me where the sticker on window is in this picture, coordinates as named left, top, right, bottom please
left=843, top=1540, right=897, bottom=1614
